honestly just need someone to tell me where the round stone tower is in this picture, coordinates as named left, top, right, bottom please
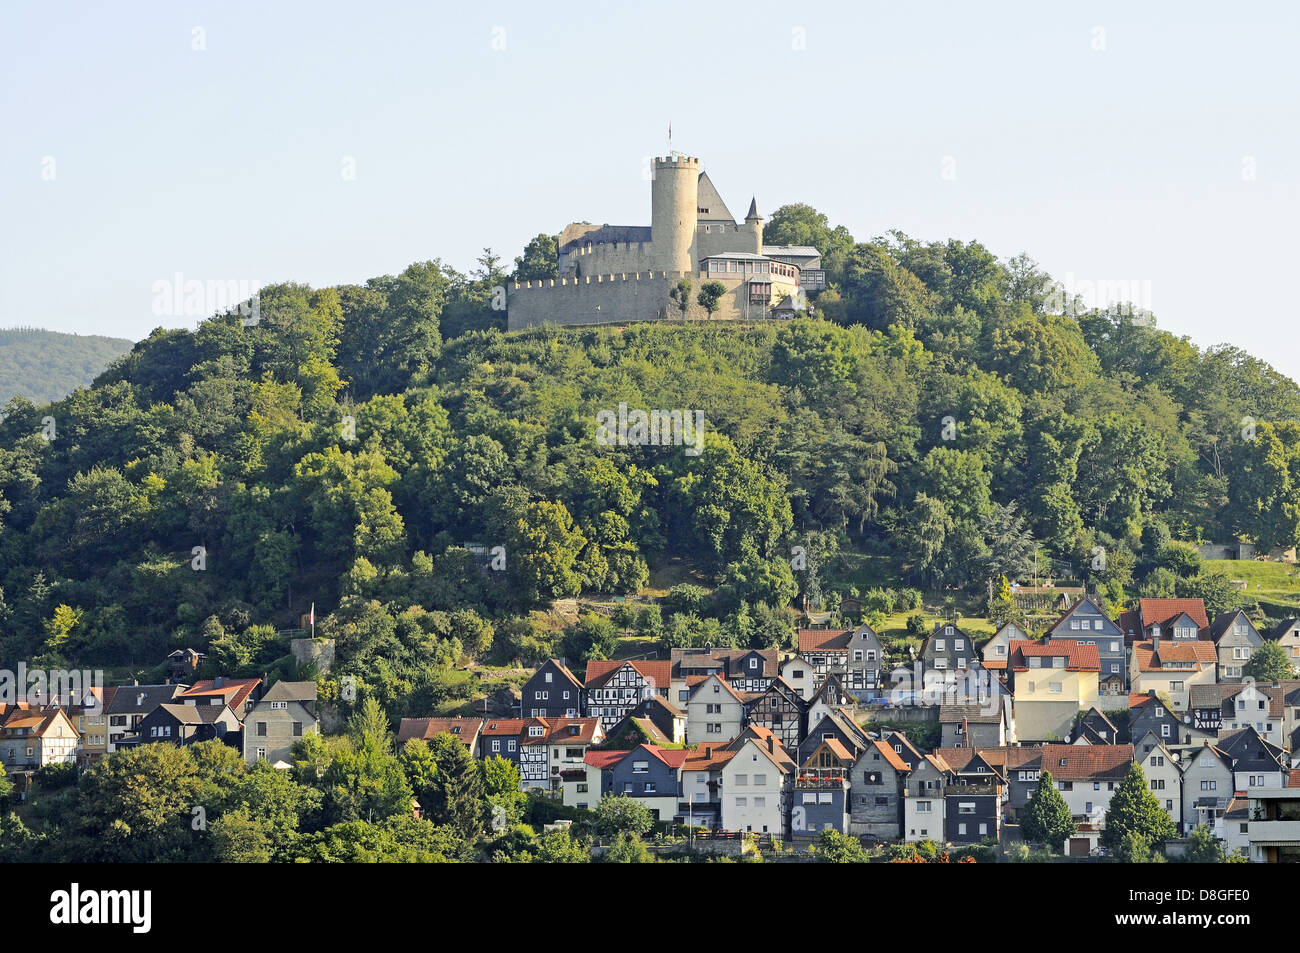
left=651, top=154, right=699, bottom=273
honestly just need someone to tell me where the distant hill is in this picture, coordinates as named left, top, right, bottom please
left=0, top=327, right=135, bottom=405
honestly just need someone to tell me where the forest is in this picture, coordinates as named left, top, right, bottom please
left=2, top=206, right=1300, bottom=725
left=0, top=327, right=134, bottom=405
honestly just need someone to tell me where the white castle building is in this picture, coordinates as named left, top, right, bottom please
left=506, top=154, right=824, bottom=330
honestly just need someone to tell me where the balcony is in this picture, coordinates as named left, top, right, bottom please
left=795, top=768, right=848, bottom=789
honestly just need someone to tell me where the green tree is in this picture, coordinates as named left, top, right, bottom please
left=669, top=278, right=692, bottom=319
left=533, top=827, right=590, bottom=863
left=1182, top=824, right=1229, bottom=863
left=603, top=830, right=652, bottom=862
left=1103, top=762, right=1177, bottom=853
left=816, top=827, right=869, bottom=862
left=593, top=795, right=654, bottom=838
left=513, top=233, right=559, bottom=281
left=1021, top=770, right=1076, bottom=849
left=697, top=281, right=727, bottom=319
left=1244, top=639, right=1297, bottom=681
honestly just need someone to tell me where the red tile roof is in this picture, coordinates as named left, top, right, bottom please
left=1133, top=640, right=1216, bottom=672
left=481, top=718, right=531, bottom=736
left=396, top=716, right=484, bottom=747
left=1138, top=598, right=1210, bottom=630
left=798, top=629, right=852, bottom=653
left=584, top=750, right=627, bottom=770
left=1036, top=744, right=1136, bottom=781
left=583, top=659, right=671, bottom=690
left=1008, top=639, right=1100, bottom=672
left=176, top=677, right=262, bottom=712
left=545, top=717, right=602, bottom=745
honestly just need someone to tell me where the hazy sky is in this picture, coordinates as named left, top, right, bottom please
left=3, top=1, right=1298, bottom=380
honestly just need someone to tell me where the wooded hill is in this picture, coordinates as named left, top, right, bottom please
left=2, top=211, right=1299, bottom=722
left=0, top=327, right=134, bottom=405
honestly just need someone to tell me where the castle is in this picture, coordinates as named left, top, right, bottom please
left=506, top=154, right=824, bottom=331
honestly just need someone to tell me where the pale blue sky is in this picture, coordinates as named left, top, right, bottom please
left=3, top=1, right=1298, bottom=379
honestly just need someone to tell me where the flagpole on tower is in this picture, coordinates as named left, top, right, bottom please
left=668, top=122, right=672, bottom=155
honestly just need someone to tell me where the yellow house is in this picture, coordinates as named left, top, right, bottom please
left=1008, top=640, right=1100, bottom=742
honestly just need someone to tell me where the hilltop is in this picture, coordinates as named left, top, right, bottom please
left=0, top=327, right=135, bottom=405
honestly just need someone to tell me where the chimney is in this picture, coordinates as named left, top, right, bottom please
left=767, top=736, right=774, bottom=754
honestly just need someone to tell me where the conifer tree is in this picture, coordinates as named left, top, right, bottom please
left=1102, top=761, right=1176, bottom=852
left=1021, top=769, right=1076, bottom=849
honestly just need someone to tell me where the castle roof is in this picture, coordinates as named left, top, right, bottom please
left=696, top=171, right=736, bottom=223
left=745, top=196, right=760, bottom=220
left=558, top=224, right=651, bottom=253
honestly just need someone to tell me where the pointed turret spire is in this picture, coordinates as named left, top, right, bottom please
left=745, top=196, right=761, bottom=221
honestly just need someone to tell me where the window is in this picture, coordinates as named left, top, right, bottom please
left=577, top=783, right=588, bottom=793
left=1161, top=724, right=1170, bottom=738
left=292, top=722, right=303, bottom=737
left=754, top=796, right=766, bottom=807
left=644, top=782, right=657, bottom=793
left=1085, top=802, right=1093, bottom=813
left=632, top=760, right=648, bottom=774
left=917, top=801, right=932, bottom=813
left=507, top=740, right=516, bottom=752
left=256, top=722, right=267, bottom=736
left=753, top=773, right=767, bottom=786
left=256, top=747, right=266, bottom=760
left=792, top=669, right=804, bottom=679
left=545, top=672, right=552, bottom=683
left=1049, top=682, right=1063, bottom=694
left=1201, top=779, right=1217, bottom=791
left=1094, top=620, right=1104, bottom=631
left=734, top=774, right=747, bottom=786
left=735, top=797, right=748, bottom=808
left=1110, top=641, right=1120, bottom=652
left=958, top=823, right=967, bottom=835
left=958, top=802, right=975, bottom=814
left=491, top=740, right=501, bottom=752
left=935, top=639, right=945, bottom=651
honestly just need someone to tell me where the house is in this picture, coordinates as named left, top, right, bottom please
left=105, top=684, right=184, bottom=752
left=1045, top=595, right=1128, bottom=692
left=175, top=677, right=263, bottom=721
left=72, top=687, right=111, bottom=765
left=126, top=702, right=240, bottom=749
left=678, top=743, right=736, bottom=828
left=849, top=739, right=911, bottom=839
left=543, top=717, right=605, bottom=789
left=669, top=647, right=777, bottom=705
left=165, top=648, right=205, bottom=682
left=806, top=673, right=855, bottom=729
left=882, top=730, right=924, bottom=771
left=792, top=739, right=853, bottom=836
left=1073, top=706, right=1120, bottom=745
left=743, top=678, right=807, bottom=751
left=479, top=718, right=530, bottom=769
left=1232, top=784, right=1300, bottom=862
left=1133, top=731, right=1183, bottom=831
left=243, top=680, right=317, bottom=767
left=1208, top=609, right=1264, bottom=682
left=778, top=655, right=818, bottom=701
left=518, top=719, right=555, bottom=789
left=903, top=753, right=953, bottom=843
left=719, top=726, right=796, bottom=837
left=916, top=622, right=979, bottom=682
left=1267, top=618, right=1300, bottom=668
left=797, top=628, right=852, bottom=679
left=1189, top=680, right=1294, bottom=747
left=0, top=708, right=79, bottom=792
left=604, top=714, right=671, bottom=749
left=685, top=674, right=746, bottom=744
left=1036, top=744, right=1135, bottom=830
left=798, top=708, right=871, bottom=767
left=565, top=749, right=624, bottom=811
left=1118, top=598, right=1210, bottom=647
left=981, top=622, right=1028, bottom=680
left=938, top=703, right=1009, bottom=748
left=519, top=659, right=583, bottom=719
left=582, top=660, right=671, bottom=731
left=932, top=747, right=1005, bottom=844
left=1007, top=640, right=1100, bottom=742
left=626, top=696, right=685, bottom=745
left=396, top=717, right=484, bottom=751
left=982, top=746, right=1049, bottom=820
left=607, top=744, right=689, bottom=821
left=1216, top=726, right=1290, bottom=790
left=1130, top=635, right=1217, bottom=712
left=1126, top=692, right=1197, bottom=749
left=1181, top=744, right=1236, bottom=833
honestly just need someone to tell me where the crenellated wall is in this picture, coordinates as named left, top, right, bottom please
left=506, top=270, right=798, bottom=330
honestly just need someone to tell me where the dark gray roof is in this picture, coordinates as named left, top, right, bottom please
left=107, top=684, right=183, bottom=715
left=262, top=680, right=318, bottom=703
left=558, top=225, right=651, bottom=252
